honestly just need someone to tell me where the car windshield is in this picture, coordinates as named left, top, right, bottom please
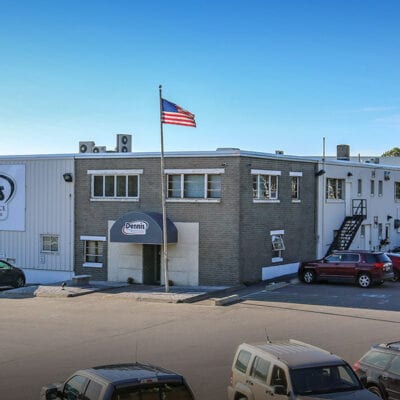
left=291, top=364, right=362, bottom=395
left=113, top=382, right=194, bottom=400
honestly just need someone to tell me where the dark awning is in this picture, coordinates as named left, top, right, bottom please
left=110, top=211, right=178, bottom=244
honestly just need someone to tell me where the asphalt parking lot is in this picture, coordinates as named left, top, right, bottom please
left=236, top=279, right=400, bottom=311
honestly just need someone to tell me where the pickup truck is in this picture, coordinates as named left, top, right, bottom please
left=40, top=362, right=195, bottom=400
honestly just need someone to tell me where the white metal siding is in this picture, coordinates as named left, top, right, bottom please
left=0, top=158, right=74, bottom=273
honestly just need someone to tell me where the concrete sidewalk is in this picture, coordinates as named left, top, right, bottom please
left=0, top=280, right=235, bottom=303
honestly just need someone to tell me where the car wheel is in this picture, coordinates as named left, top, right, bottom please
left=303, top=270, right=315, bottom=284
left=12, top=277, right=25, bottom=288
left=392, top=272, right=400, bottom=282
left=358, top=273, right=371, bottom=288
left=368, top=385, right=384, bottom=399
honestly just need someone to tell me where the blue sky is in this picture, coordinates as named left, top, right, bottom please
left=1, top=0, right=399, bottom=157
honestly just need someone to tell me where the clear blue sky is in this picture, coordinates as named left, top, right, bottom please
left=1, top=0, right=399, bottom=157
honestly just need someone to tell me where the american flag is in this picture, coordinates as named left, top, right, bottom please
left=161, top=98, right=196, bottom=127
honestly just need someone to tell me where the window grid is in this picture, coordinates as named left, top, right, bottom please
left=253, top=175, right=279, bottom=200
left=84, top=240, right=104, bottom=264
left=92, top=174, right=139, bottom=199
left=326, top=178, right=344, bottom=200
left=167, top=173, right=221, bottom=199
left=41, top=235, right=59, bottom=253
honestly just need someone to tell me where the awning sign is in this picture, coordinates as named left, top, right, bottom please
left=122, top=220, right=149, bottom=235
left=0, top=165, right=25, bottom=231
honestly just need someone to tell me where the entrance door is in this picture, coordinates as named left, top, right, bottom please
left=143, top=245, right=161, bottom=284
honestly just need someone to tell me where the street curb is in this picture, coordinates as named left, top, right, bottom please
left=213, top=294, right=241, bottom=306
left=179, top=284, right=245, bottom=303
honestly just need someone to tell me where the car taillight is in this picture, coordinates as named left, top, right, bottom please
left=374, top=262, right=385, bottom=269
left=353, top=361, right=360, bottom=372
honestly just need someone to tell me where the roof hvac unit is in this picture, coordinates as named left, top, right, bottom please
left=79, top=141, right=95, bottom=153
left=116, top=134, right=132, bottom=153
left=93, top=146, right=107, bottom=153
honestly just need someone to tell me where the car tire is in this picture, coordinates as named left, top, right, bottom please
left=358, top=273, right=371, bottom=288
left=303, top=270, right=316, bottom=284
left=12, top=277, right=25, bottom=288
left=392, top=272, right=400, bottom=282
left=368, top=385, right=384, bottom=399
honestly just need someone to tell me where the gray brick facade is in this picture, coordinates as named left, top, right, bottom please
left=74, top=151, right=317, bottom=285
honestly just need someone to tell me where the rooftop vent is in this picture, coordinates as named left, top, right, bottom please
left=275, top=150, right=284, bottom=155
left=337, top=144, right=350, bottom=161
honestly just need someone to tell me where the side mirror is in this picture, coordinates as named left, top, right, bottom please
left=40, top=385, right=60, bottom=400
left=274, top=385, right=287, bottom=395
left=359, top=375, right=367, bottom=387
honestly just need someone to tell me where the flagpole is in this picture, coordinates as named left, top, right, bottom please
left=159, top=85, right=170, bottom=293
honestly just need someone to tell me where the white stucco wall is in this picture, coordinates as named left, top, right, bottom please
left=107, top=221, right=199, bottom=286
left=166, top=222, right=199, bottom=286
left=316, top=160, right=400, bottom=258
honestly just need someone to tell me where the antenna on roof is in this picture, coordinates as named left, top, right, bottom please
left=265, top=329, right=271, bottom=343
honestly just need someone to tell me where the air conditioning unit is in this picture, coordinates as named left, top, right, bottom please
left=116, top=134, right=132, bottom=153
left=93, top=146, right=107, bottom=153
left=79, top=141, right=95, bottom=153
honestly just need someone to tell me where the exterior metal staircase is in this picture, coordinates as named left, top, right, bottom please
left=325, top=199, right=367, bottom=256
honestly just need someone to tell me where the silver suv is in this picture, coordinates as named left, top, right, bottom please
left=227, top=340, right=379, bottom=399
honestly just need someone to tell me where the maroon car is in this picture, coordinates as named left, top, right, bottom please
left=387, top=253, right=400, bottom=281
left=298, top=250, right=394, bottom=288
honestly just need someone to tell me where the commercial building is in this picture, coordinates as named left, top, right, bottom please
left=0, top=155, right=75, bottom=283
left=74, top=148, right=317, bottom=286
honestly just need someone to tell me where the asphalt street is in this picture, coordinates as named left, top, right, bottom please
left=1, top=280, right=400, bottom=400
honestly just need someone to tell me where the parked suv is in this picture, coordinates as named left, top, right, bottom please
left=298, top=250, right=394, bottom=288
left=227, top=339, right=379, bottom=399
left=40, top=363, right=195, bottom=400
left=353, top=341, right=400, bottom=399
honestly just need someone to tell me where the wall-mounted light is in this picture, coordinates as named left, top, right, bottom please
left=387, top=215, right=393, bottom=221
left=63, top=173, right=73, bottom=183
left=347, top=172, right=353, bottom=177
left=315, top=169, right=326, bottom=177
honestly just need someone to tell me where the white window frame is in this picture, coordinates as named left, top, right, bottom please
left=252, top=170, right=281, bottom=203
left=378, top=180, right=383, bottom=196
left=40, top=234, right=59, bottom=254
left=290, top=172, right=302, bottom=202
left=357, top=179, right=362, bottom=196
left=80, top=235, right=106, bottom=267
left=88, top=169, right=143, bottom=202
left=270, top=230, right=285, bottom=262
left=395, top=182, right=400, bottom=202
left=326, top=178, right=344, bottom=201
left=165, top=168, right=224, bottom=203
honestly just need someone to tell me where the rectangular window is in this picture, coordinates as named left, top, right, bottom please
left=291, top=176, right=300, bottom=200
left=357, top=179, right=362, bottom=195
left=89, top=170, right=141, bottom=200
left=371, top=180, right=375, bottom=196
left=360, top=225, right=365, bottom=238
left=84, top=240, right=104, bottom=264
left=378, top=223, right=383, bottom=239
left=326, top=178, right=344, bottom=200
left=271, top=230, right=285, bottom=261
left=167, top=173, right=222, bottom=199
left=41, top=235, right=59, bottom=253
left=253, top=175, right=279, bottom=200
left=251, top=356, right=271, bottom=382
left=378, top=180, right=383, bottom=196
left=395, top=182, right=400, bottom=201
